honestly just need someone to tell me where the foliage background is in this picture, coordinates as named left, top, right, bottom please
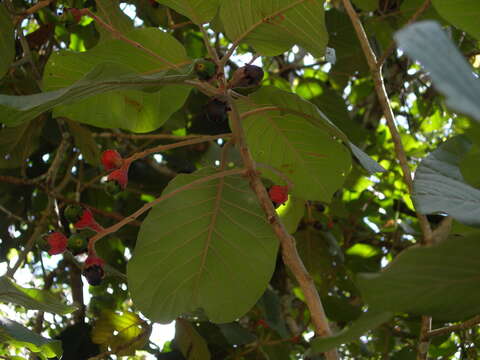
left=0, top=0, right=480, bottom=359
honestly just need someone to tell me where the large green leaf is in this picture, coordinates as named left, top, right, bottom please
left=43, top=28, right=192, bottom=132
left=176, top=319, right=211, bottom=360
left=395, top=21, right=480, bottom=123
left=157, top=0, right=221, bottom=24
left=238, top=86, right=384, bottom=175
left=310, top=310, right=393, bottom=354
left=432, top=0, right=480, bottom=40
left=413, top=136, right=480, bottom=227
left=357, top=234, right=480, bottom=321
left=0, top=276, right=77, bottom=314
left=0, top=317, right=63, bottom=358
left=127, top=168, right=279, bottom=323
left=0, top=4, right=14, bottom=79
left=220, top=0, right=328, bottom=57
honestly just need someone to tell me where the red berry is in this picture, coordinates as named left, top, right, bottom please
left=101, top=150, right=123, bottom=171
left=74, top=208, right=103, bottom=233
left=268, top=185, right=288, bottom=206
left=83, top=256, right=105, bottom=286
left=46, top=232, right=68, bottom=255
left=106, top=163, right=129, bottom=189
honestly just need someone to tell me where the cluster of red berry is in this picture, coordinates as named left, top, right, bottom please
left=101, top=150, right=130, bottom=196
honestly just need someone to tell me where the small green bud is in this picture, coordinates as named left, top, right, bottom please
left=194, top=59, right=217, bottom=81
left=105, top=180, right=122, bottom=196
left=64, top=204, right=84, bottom=223
left=68, top=233, right=87, bottom=253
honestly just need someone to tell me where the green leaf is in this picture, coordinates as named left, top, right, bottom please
left=0, top=317, right=63, bottom=358
left=394, top=21, right=480, bottom=123
left=176, top=319, right=211, bottom=360
left=257, top=289, right=290, bottom=338
left=127, top=168, right=279, bottom=323
left=413, top=136, right=480, bottom=227
left=66, top=120, right=100, bottom=166
left=157, top=0, right=221, bottom=24
left=95, top=0, right=134, bottom=41
left=352, top=0, right=377, bottom=11
left=0, top=276, right=77, bottom=314
left=218, top=322, right=257, bottom=345
left=0, top=28, right=193, bottom=131
left=0, top=4, right=14, bottom=79
left=238, top=86, right=384, bottom=175
left=310, top=310, right=393, bottom=354
left=357, top=234, right=480, bottom=321
left=278, top=197, right=305, bottom=234
left=432, top=0, right=480, bottom=40
left=220, top=0, right=328, bottom=57
left=460, top=143, right=480, bottom=188
left=91, top=310, right=151, bottom=356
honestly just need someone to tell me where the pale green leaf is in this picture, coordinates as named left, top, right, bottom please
left=157, top=0, right=221, bottom=24
left=92, top=310, right=151, bottom=356
left=128, top=168, right=279, bottom=323
left=0, top=317, right=63, bottom=358
left=413, top=136, right=480, bottom=227
left=278, top=197, right=305, bottom=234
left=357, top=234, right=480, bottom=321
left=432, top=0, right=480, bottom=40
left=175, top=319, right=211, bottom=360
left=395, top=21, right=480, bottom=123
left=310, top=310, right=393, bottom=354
left=0, top=276, right=77, bottom=315
left=220, top=0, right=328, bottom=57
left=0, top=4, right=14, bottom=78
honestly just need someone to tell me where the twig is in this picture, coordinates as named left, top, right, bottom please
left=199, top=25, right=220, bottom=64
left=93, top=132, right=216, bottom=140
left=227, top=93, right=337, bottom=360
left=14, top=0, right=53, bottom=23
left=377, top=0, right=431, bottom=67
left=87, top=168, right=246, bottom=251
left=340, top=1, right=434, bottom=358
left=0, top=205, right=27, bottom=223
left=426, top=316, right=480, bottom=339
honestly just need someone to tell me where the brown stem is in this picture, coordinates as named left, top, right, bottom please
left=93, top=132, right=214, bottom=140
left=341, top=0, right=434, bottom=358
left=377, top=0, right=431, bottom=67
left=227, top=94, right=337, bottom=360
left=426, top=315, right=480, bottom=339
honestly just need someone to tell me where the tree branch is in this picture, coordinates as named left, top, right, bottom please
left=340, top=1, right=434, bottom=358
left=426, top=316, right=480, bottom=339
left=227, top=93, right=337, bottom=360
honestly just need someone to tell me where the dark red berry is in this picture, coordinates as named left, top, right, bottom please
left=83, top=256, right=105, bottom=286
left=101, top=150, right=123, bottom=172
left=229, top=64, right=264, bottom=88
left=46, top=232, right=68, bottom=255
left=268, top=185, right=288, bottom=206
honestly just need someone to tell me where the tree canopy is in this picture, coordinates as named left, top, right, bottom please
left=1, top=0, right=480, bottom=359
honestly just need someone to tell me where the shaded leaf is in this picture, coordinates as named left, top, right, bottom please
left=394, top=21, right=480, bottom=123
left=357, top=234, right=480, bottom=321
left=413, top=136, right=480, bottom=227
left=460, top=143, right=480, bottom=188
left=218, top=322, right=256, bottom=345
left=0, top=276, right=77, bottom=314
left=67, top=120, right=100, bottom=166
left=176, top=319, right=211, bottom=360
left=92, top=310, right=151, bottom=356
left=157, top=0, right=221, bottom=24
left=310, top=310, right=393, bottom=354
left=0, top=317, right=63, bottom=358
left=0, top=118, right=44, bottom=168
left=257, top=288, right=290, bottom=338
left=432, top=0, right=480, bottom=40
left=95, top=0, right=134, bottom=41
left=128, top=168, right=279, bottom=323
left=220, top=0, right=328, bottom=57
left=0, top=4, right=14, bottom=79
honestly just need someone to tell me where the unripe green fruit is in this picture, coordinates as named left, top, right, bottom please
left=105, top=180, right=122, bottom=196
left=37, top=233, right=50, bottom=252
left=68, top=233, right=87, bottom=253
left=194, top=59, right=217, bottom=81
left=64, top=204, right=83, bottom=223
